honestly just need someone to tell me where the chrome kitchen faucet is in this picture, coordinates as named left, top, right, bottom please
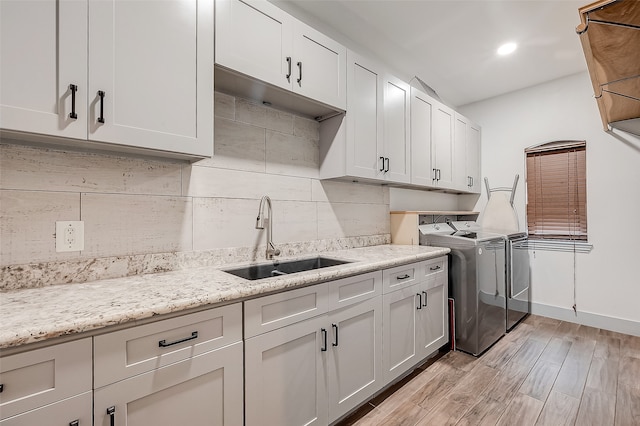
left=256, top=195, right=280, bottom=260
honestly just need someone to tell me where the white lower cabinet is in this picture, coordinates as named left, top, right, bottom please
left=94, top=342, right=243, bottom=426
left=244, top=271, right=384, bottom=426
left=382, top=259, right=449, bottom=385
left=0, top=392, right=92, bottom=426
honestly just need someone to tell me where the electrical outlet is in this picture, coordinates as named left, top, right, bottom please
left=56, top=221, right=85, bottom=252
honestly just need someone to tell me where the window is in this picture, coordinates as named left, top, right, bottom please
left=525, top=141, right=587, bottom=241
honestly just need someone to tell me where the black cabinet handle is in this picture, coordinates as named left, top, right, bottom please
left=0, top=384, right=3, bottom=393
left=430, top=265, right=441, bottom=271
left=159, top=331, right=198, bottom=347
left=416, top=293, right=422, bottom=310
left=396, top=274, right=410, bottom=280
left=422, top=291, right=428, bottom=307
left=69, top=420, right=79, bottom=426
left=107, top=406, right=115, bottom=426
left=437, top=169, right=442, bottom=181
left=433, top=168, right=437, bottom=180
left=332, top=323, right=338, bottom=347
left=285, top=57, right=292, bottom=80
left=385, top=157, right=390, bottom=172
left=379, top=156, right=385, bottom=172
left=97, top=90, right=105, bottom=124
left=470, top=177, right=474, bottom=187
left=69, top=84, right=78, bottom=119
left=297, top=61, right=302, bottom=84
left=321, top=328, right=327, bottom=351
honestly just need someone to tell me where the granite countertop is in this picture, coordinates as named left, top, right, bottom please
left=0, top=245, right=449, bottom=350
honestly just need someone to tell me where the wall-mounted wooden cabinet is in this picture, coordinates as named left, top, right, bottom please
left=0, top=0, right=214, bottom=158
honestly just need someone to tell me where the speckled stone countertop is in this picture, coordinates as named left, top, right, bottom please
left=0, top=245, right=449, bottom=350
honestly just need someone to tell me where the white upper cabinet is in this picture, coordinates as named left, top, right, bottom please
left=0, top=0, right=87, bottom=140
left=215, top=0, right=346, bottom=111
left=320, top=51, right=409, bottom=184
left=0, top=0, right=213, bottom=158
left=410, top=88, right=434, bottom=186
left=382, top=75, right=411, bottom=183
left=454, top=113, right=481, bottom=193
left=88, top=0, right=213, bottom=156
left=431, top=101, right=456, bottom=188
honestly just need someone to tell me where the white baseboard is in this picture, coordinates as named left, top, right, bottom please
left=531, top=302, right=640, bottom=337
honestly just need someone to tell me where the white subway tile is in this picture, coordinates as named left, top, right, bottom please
left=81, top=193, right=192, bottom=258
left=311, top=180, right=386, bottom=204
left=183, top=166, right=312, bottom=201
left=0, top=143, right=182, bottom=195
left=214, top=91, right=235, bottom=119
left=195, top=118, right=265, bottom=172
left=266, top=130, right=319, bottom=178
left=0, top=190, right=80, bottom=265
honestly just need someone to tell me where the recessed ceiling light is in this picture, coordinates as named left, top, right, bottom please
left=497, top=42, right=517, bottom=56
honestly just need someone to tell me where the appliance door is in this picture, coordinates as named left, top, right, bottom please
left=475, top=239, right=506, bottom=355
left=507, top=236, right=530, bottom=330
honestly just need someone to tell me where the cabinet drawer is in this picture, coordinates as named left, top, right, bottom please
left=244, top=283, right=329, bottom=338
left=382, top=262, right=420, bottom=294
left=94, top=303, right=242, bottom=388
left=420, top=257, right=447, bottom=290
left=327, top=271, right=382, bottom=311
left=0, top=391, right=92, bottom=426
left=0, top=338, right=91, bottom=420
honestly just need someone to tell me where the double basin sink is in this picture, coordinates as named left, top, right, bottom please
left=224, top=256, right=352, bottom=280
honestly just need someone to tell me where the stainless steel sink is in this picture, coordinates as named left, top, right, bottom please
left=223, top=256, right=352, bottom=280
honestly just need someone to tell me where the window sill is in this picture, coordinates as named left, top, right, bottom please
left=524, top=239, right=593, bottom=253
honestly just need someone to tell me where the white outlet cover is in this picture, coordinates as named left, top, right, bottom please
left=56, top=221, right=85, bottom=252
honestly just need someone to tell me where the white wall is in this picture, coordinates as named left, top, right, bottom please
left=459, top=71, right=640, bottom=333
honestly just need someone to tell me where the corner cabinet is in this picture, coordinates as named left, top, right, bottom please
left=215, top=0, right=346, bottom=111
left=0, top=0, right=214, bottom=158
left=320, top=50, right=410, bottom=184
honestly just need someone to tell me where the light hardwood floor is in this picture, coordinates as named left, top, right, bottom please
left=338, top=315, right=640, bottom=426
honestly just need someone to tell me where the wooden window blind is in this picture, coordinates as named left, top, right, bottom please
left=525, top=141, right=587, bottom=240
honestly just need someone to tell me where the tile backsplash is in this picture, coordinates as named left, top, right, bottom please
left=0, top=92, right=390, bottom=289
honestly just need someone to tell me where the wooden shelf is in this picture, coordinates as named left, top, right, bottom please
left=576, top=0, right=640, bottom=136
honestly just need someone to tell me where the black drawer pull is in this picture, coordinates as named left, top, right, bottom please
left=70, top=420, right=79, bottom=426
left=332, top=323, right=339, bottom=347
left=396, top=274, right=411, bottom=280
left=285, top=56, right=292, bottom=80
left=430, top=265, right=441, bottom=271
left=297, top=61, right=302, bottom=84
left=321, top=328, right=327, bottom=351
left=69, top=84, right=78, bottom=119
left=416, top=293, right=422, bottom=310
left=97, top=90, right=105, bottom=124
left=159, top=331, right=198, bottom=347
left=422, top=291, right=428, bottom=307
left=107, top=406, right=115, bottom=426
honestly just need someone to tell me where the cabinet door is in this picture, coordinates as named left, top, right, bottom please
left=410, top=89, right=434, bottom=186
left=345, top=51, right=384, bottom=180
left=245, top=315, right=328, bottom=426
left=0, top=392, right=92, bottom=426
left=88, top=0, right=213, bottom=156
left=292, top=20, right=346, bottom=110
left=382, top=285, right=419, bottom=384
left=94, top=342, right=243, bottom=426
left=466, top=122, right=481, bottom=193
left=383, top=74, right=411, bottom=183
left=215, top=0, right=293, bottom=91
left=432, top=103, right=455, bottom=188
left=0, top=0, right=87, bottom=139
left=416, top=282, right=448, bottom=359
left=327, top=297, right=383, bottom=423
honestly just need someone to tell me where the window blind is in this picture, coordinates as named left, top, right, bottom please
left=525, top=141, right=587, bottom=240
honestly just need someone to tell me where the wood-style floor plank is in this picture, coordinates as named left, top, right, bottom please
left=338, top=315, right=639, bottom=426
left=534, top=390, right=580, bottom=426
left=575, top=388, right=616, bottom=426
left=495, top=393, right=544, bottom=426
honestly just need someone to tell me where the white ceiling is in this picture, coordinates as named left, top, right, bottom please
left=278, top=0, right=588, bottom=107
